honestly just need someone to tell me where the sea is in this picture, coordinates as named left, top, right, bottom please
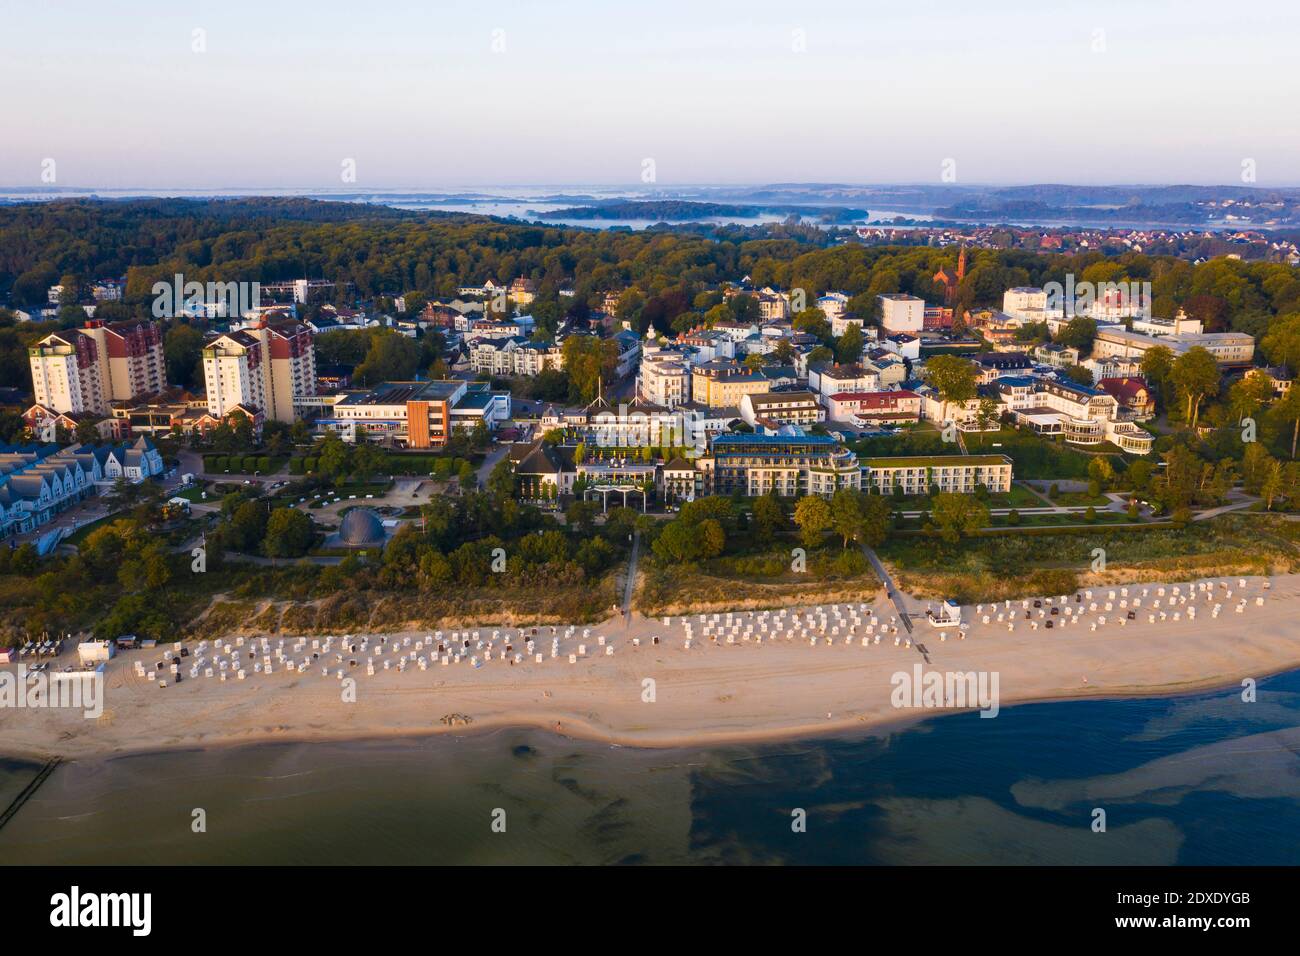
left=3, top=669, right=1299, bottom=865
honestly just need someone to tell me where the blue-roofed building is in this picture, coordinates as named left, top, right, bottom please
left=700, top=432, right=860, bottom=498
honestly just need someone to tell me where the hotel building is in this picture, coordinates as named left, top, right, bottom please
left=861, top=454, right=1013, bottom=495
left=698, top=433, right=861, bottom=498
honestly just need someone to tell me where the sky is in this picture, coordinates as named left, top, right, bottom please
left=2, top=0, right=1298, bottom=189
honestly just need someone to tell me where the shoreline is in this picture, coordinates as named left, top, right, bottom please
left=4, top=662, right=1295, bottom=768
left=3, top=573, right=1297, bottom=765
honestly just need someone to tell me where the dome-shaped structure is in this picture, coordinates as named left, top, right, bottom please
left=338, top=507, right=387, bottom=547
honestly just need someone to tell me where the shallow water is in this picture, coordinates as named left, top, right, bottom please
left=3, top=671, right=1299, bottom=865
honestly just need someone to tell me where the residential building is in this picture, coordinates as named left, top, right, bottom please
left=509, top=277, right=537, bottom=307
left=0, top=438, right=163, bottom=539
left=637, top=330, right=692, bottom=408
left=830, top=312, right=866, bottom=338
left=808, top=362, right=880, bottom=398
left=739, top=391, right=825, bottom=430
left=878, top=293, right=925, bottom=333
left=1131, top=310, right=1204, bottom=337
left=996, top=376, right=1153, bottom=454
left=817, top=292, right=849, bottom=321
left=202, top=320, right=316, bottom=423
left=691, top=361, right=770, bottom=408
left=1097, top=377, right=1156, bottom=419
left=1033, top=343, right=1080, bottom=367
left=28, top=320, right=166, bottom=414
left=468, top=336, right=564, bottom=377
left=861, top=454, right=1013, bottom=495
left=1092, top=326, right=1255, bottom=367
left=970, top=351, right=1034, bottom=384
left=1002, top=287, right=1052, bottom=323
left=826, top=390, right=922, bottom=424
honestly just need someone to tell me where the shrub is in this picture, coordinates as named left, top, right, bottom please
left=258, top=456, right=272, bottom=472
left=1006, top=509, right=1020, bottom=525
left=214, top=456, right=229, bottom=472
left=288, top=458, right=304, bottom=475
left=1084, top=506, right=1097, bottom=523
left=303, top=457, right=318, bottom=473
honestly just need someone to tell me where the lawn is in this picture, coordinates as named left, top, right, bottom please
left=964, top=428, right=1126, bottom=480
left=64, top=514, right=118, bottom=547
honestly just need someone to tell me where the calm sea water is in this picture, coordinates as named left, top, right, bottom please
left=3, top=672, right=1299, bottom=865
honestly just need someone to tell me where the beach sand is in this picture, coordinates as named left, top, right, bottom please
left=3, top=574, right=1298, bottom=761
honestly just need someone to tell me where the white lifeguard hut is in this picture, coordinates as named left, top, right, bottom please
left=925, top=600, right=962, bottom=629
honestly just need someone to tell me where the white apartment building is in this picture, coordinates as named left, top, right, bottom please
left=202, top=321, right=316, bottom=422
left=808, top=362, right=881, bottom=398
left=28, top=331, right=104, bottom=415
left=1092, top=327, right=1255, bottom=367
left=637, top=333, right=691, bottom=408
left=1130, top=310, right=1204, bottom=337
left=1001, top=287, right=1063, bottom=326
left=468, top=337, right=564, bottom=377
left=861, top=455, right=1013, bottom=495
left=818, top=292, right=849, bottom=321
left=739, top=391, right=825, bottom=429
left=878, top=294, right=925, bottom=333
left=28, top=320, right=165, bottom=414
left=830, top=312, right=866, bottom=337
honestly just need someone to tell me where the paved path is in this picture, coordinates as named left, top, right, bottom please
left=475, top=444, right=510, bottom=489
left=1192, top=496, right=1258, bottom=521
left=860, top=543, right=912, bottom=634
left=621, top=530, right=641, bottom=627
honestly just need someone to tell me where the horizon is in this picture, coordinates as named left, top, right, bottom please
left=6, top=181, right=1300, bottom=192
left=4, top=0, right=1297, bottom=188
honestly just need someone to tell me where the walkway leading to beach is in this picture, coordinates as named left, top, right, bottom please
left=621, top=530, right=641, bottom=627
left=861, top=543, right=912, bottom=634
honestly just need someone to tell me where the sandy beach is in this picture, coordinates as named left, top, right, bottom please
left=3, top=573, right=1299, bottom=761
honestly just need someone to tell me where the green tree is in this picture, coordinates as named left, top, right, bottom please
left=835, top=323, right=864, bottom=365
left=793, top=495, right=833, bottom=548
left=929, top=492, right=990, bottom=543
left=263, top=508, right=314, bottom=558
left=752, top=491, right=786, bottom=545
left=1140, top=344, right=1175, bottom=411
left=925, top=354, right=978, bottom=424
left=1170, top=346, right=1219, bottom=430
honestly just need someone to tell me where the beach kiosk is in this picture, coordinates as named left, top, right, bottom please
left=77, top=640, right=116, bottom=665
left=925, top=600, right=962, bottom=629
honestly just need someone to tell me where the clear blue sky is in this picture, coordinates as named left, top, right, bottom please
left=3, top=0, right=1297, bottom=188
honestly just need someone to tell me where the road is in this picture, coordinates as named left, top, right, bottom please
left=860, top=543, right=913, bottom=634
left=475, top=444, right=511, bottom=490
left=621, top=530, right=641, bottom=627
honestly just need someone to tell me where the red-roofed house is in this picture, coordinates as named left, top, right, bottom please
left=826, top=390, right=922, bottom=424
left=1097, top=377, right=1155, bottom=419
